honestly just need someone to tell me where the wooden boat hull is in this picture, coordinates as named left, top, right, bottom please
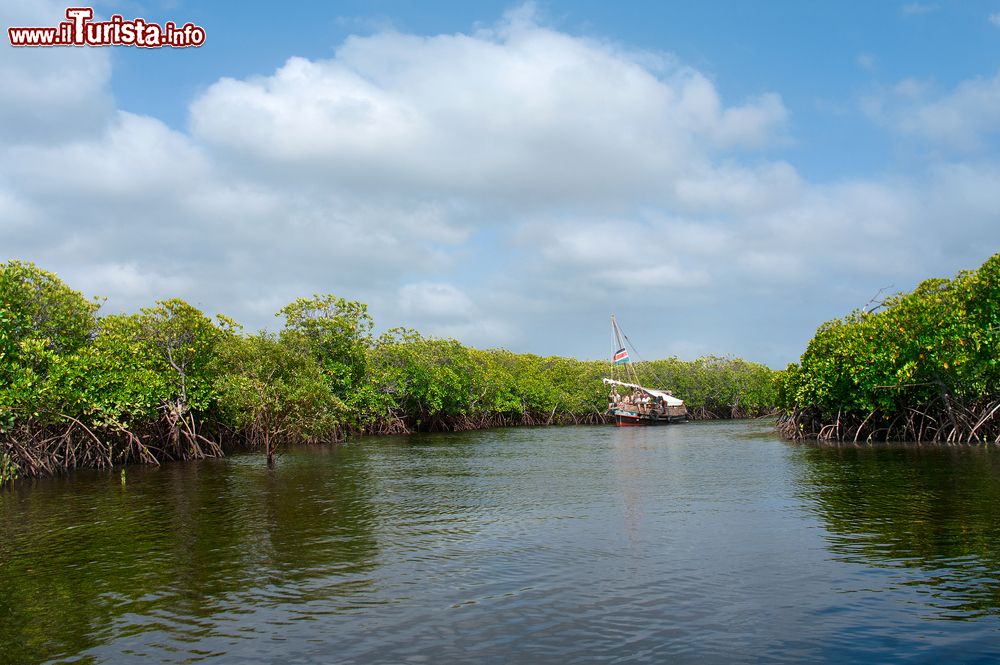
left=611, top=409, right=687, bottom=426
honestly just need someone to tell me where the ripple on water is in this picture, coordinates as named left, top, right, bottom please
left=3, top=422, right=1000, bottom=663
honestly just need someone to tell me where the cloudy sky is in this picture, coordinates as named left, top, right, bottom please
left=2, top=1, right=998, bottom=367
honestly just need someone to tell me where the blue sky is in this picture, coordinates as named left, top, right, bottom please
left=2, top=1, right=999, bottom=367
left=104, top=1, right=999, bottom=178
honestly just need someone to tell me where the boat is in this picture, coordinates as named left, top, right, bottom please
left=604, top=315, right=688, bottom=426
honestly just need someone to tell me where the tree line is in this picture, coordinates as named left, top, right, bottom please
left=778, top=253, right=1000, bottom=443
left=0, top=261, right=780, bottom=483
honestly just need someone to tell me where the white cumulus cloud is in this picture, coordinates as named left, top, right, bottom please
left=189, top=7, right=787, bottom=205
left=0, top=4, right=997, bottom=365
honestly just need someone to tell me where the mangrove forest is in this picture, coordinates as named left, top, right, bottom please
left=5, top=252, right=996, bottom=486
left=779, top=253, right=1000, bottom=444
left=0, top=261, right=779, bottom=484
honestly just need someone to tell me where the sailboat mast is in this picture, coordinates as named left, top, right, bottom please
left=611, top=314, right=638, bottom=384
left=611, top=315, right=624, bottom=353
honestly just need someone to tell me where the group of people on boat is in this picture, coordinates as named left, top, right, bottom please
left=608, top=388, right=670, bottom=416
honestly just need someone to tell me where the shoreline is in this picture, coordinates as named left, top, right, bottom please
left=1, top=412, right=779, bottom=487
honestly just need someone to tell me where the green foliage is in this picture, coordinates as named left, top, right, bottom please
left=368, top=333, right=776, bottom=428
left=32, top=300, right=220, bottom=431
left=278, top=295, right=373, bottom=398
left=1, top=262, right=783, bottom=480
left=781, top=253, right=1000, bottom=419
left=74, top=313, right=172, bottom=427
left=0, top=261, right=99, bottom=418
left=135, top=299, right=221, bottom=413
left=366, top=332, right=487, bottom=428
left=0, top=260, right=98, bottom=360
left=214, top=331, right=347, bottom=445
left=638, top=356, right=778, bottom=416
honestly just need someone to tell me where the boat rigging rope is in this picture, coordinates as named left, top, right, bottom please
left=620, top=326, right=677, bottom=392
left=621, top=329, right=644, bottom=364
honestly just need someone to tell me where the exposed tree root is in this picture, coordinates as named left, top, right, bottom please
left=2, top=402, right=786, bottom=484
left=778, top=397, right=1000, bottom=444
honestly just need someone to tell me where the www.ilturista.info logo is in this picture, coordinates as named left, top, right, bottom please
left=8, top=7, right=205, bottom=48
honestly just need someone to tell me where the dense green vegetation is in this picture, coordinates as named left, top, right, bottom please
left=0, top=261, right=779, bottom=482
left=779, top=253, right=1000, bottom=443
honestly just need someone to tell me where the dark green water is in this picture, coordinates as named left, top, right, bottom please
left=3, top=421, right=1000, bottom=664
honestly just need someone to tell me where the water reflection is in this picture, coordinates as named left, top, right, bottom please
left=3, top=424, right=1000, bottom=664
left=796, top=443, right=1000, bottom=619
left=0, top=446, right=379, bottom=663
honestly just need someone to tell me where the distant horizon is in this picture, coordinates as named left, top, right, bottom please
left=3, top=1, right=998, bottom=368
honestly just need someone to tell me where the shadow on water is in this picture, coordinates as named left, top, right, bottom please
left=796, top=442, right=1000, bottom=619
left=0, top=445, right=379, bottom=664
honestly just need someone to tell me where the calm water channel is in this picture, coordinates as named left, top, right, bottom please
left=3, top=421, right=1000, bottom=664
